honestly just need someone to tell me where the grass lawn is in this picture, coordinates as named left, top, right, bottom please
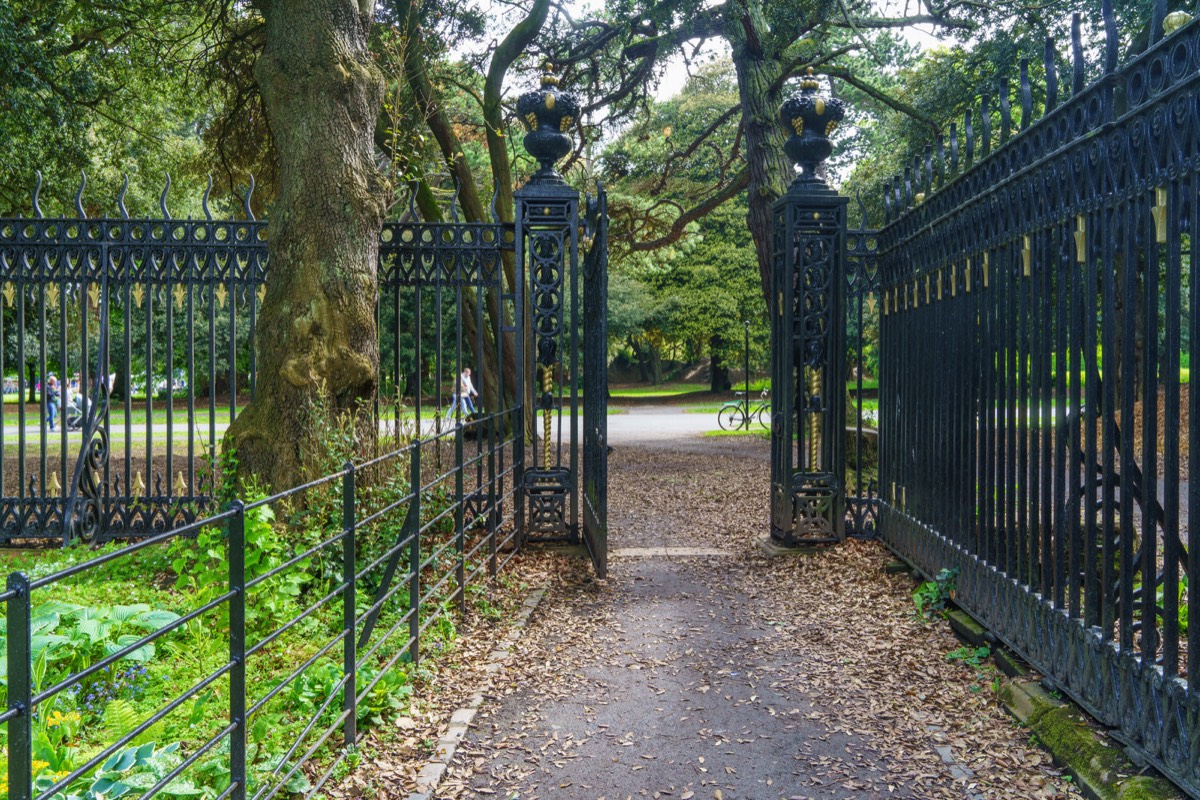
left=683, top=404, right=731, bottom=414
left=609, top=382, right=712, bottom=399
left=704, top=428, right=770, bottom=439
left=3, top=404, right=247, bottom=426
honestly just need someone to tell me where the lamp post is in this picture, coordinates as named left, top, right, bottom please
left=743, top=320, right=751, bottom=430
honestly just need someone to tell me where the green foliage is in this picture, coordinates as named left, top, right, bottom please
left=0, top=602, right=179, bottom=700
left=603, top=61, right=770, bottom=384
left=913, top=568, right=959, bottom=620
left=946, top=645, right=991, bottom=669
left=34, top=741, right=201, bottom=800
left=839, top=2, right=1173, bottom=226
left=169, top=499, right=309, bottom=635
left=0, top=1, right=221, bottom=215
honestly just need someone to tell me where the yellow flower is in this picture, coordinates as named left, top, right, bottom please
left=32, top=760, right=50, bottom=774
left=46, top=710, right=79, bottom=728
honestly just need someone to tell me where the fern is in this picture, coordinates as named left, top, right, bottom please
left=102, top=699, right=141, bottom=741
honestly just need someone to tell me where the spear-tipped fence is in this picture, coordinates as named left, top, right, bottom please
left=0, top=176, right=518, bottom=546
left=878, top=5, right=1200, bottom=794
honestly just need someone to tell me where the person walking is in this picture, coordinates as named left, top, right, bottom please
left=45, top=373, right=60, bottom=431
left=448, top=367, right=478, bottom=421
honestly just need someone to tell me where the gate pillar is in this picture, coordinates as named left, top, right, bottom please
left=769, top=69, right=848, bottom=547
left=514, top=65, right=583, bottom=544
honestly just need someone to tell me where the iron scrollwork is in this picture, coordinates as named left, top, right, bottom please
left=769, top=69, right=848, bottom=547
left=876, top=11, right=1200, bottom=796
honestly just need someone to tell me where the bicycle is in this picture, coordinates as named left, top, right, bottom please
left=717, top=388, right=770, bottom=431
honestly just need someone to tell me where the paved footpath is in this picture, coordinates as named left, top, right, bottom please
left=431, top=429, right=1080, bottom=800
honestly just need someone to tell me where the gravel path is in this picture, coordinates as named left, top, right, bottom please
left=431, top=435, right=1083, bottom=800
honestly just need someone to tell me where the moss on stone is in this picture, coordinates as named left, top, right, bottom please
left=1113, top=776, right=1183, bottom=800
left=996, top=679, right=1182, bottom=799
left=946, top=608, right=988, bottom=646
left=1031, top=707, right=1123, bottom=787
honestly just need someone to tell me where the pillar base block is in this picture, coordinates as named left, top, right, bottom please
left=758, top=534, right=825, bottom=557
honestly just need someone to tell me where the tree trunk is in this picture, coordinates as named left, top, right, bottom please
left=725, top=0, right=793, bottom=305
left=710, top=335, right=731, bottom=392
left=628, top=336, right=650, bottom=383
left=649, top=347, right=663, bottom=385
left=225, top=0, right=388, bottom=492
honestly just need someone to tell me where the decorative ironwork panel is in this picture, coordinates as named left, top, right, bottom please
left=0, top=177, right=267, bottom=543
left=769, top=190, right=848, bottom=547
left=0, top=180, right=530, bottom=547
left=877, top=12, right=1200, bottom=797
left=789, top=471, right=839, bottom=539
left=515, top=186, right=581, bottom=545
left=524, top=467, right=570, bottom=536
left=845, top=220, right=880, bottom=537
left=378, top=221, right=512, bottom=288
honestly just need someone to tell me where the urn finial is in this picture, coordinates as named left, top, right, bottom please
left=518, top=63, right=581, bottom=185
left=780, top=68, right=846, bottom=187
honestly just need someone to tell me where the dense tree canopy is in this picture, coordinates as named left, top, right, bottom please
left=2, top=0, right=1185, bottom=487
left=0, top=1, right=221, bottom=215
left=601, top=61, right=766, bottom=386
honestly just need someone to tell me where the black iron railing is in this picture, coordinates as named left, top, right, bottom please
left=0, top=183, right=521, bottom=546
left=878, top=6, right=1200, bottom=794
left=845, top=219, right=880, bottom=538
left=2, top=411, right=520, bottom=800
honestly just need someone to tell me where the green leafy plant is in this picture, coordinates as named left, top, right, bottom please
left=946, top=645, right=994, bottom=693
left=946, top=645, right=990, bottom=669
left=170, top=497, right=310, bottom=635
left=356, top=666, right=412, bottom=726
left=34, top=741, right=202, bottom=800
left=1, top=602, right=180, bottom=703
left=33, top=705, right=83, bottom=777
left=913, top=568, right=959, bottom=620
left=269, top=660, right=412, bottom=730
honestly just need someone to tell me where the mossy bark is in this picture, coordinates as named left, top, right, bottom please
left=725, top=0, right=794, bottom=304
left=225, top=0, right=388, bottom=492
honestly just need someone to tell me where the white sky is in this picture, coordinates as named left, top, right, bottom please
left=652, top=21, right=942, bottom=101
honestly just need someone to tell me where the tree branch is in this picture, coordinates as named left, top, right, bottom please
left=628, top=170, right=749, bottom=251
left=824, top=65, right=941, bottom=134
left=621, top=6, right=727, bottom=62
left=485, top=0, right=550, bottom=224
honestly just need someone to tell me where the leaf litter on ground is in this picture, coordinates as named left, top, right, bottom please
left=341, top=442, right=1086, bottom=799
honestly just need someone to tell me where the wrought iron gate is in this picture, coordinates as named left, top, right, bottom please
left=512, top=65, right=609, bottom=574
left=874, top=8, right=1200, bottom=796
left=0, top=65, right=611, bottom=578
left=582, top=187, right=609, bottom=577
